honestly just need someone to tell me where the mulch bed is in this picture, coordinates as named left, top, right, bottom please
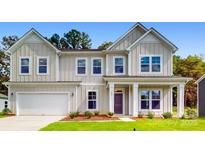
left=61, top=115, right=120, bottom=121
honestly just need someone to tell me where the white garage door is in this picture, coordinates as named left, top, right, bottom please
left=17, top=93, right=69, bottom=116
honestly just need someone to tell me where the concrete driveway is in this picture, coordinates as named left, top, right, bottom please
left=0, top=116, right=64, bottom=131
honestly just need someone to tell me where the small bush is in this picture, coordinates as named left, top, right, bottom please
left=107, top=112, right=114, bottom=117
left=69, top=112, right=76, bottom=119
left=75, top=111, right=80, bottom=117
left=2, top=108, right=11, bottom=115
left=94, top=111, right=100, bottom=116
left=186, top=107, right=197, bottom=119
left=138, top=112, right=144, bottom=118
left=181, top=114, right=186, bottom=119
left=147, top=111, right=155, bottom=119
left=162, top=112, right=172, bottom=119
left=84, top=111, right=93, bottom=118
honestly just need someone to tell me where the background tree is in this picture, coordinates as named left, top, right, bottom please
left=80, top=32, right=92, bottom=49
left=173, top=55, right=205, bottom=107
left=0, top=35, right=18, bottom=95
left=63, top=29, right=82, bottom=49
left=1, top=35, right=19, bottom=50
left=48, top=34, right=61, bottom=49
left=98, top=41, right=113, bottom=50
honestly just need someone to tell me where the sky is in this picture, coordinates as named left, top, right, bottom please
left=0, top=22, right=204, bottom=58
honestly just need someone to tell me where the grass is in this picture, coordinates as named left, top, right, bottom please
left=0, top=112, right=5, bottom=118
left=40, top=117, right=205, bottom=131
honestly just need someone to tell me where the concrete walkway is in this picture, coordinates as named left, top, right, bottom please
left=119, top=117, right=135, bottom=121
left=0, top=116, right=64, bottom=131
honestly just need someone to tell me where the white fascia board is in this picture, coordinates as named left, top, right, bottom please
left=127, top=28, right=178, bottom=52
left=195, top=74, right=205, bottom=84
left=107, top=22, right=148, bottom=50
left=7, top=28, right=59, bottom=53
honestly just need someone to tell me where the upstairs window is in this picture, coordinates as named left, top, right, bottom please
left=20, top=57, right=31, bottom=75
left=152, top=56, right=161, bottom=72
left=92, top=58, right=102, bottom=75
left=37, top=57, right=48, bottom=74
left=114, top=56, right=125, bottom=74
left=88, top=91, right=97, bottom=110
left=140, top=55, right=161, bottom=73
left=141, top=56, right=150, bottom=72
left=76, top=58, right=87, bottom=75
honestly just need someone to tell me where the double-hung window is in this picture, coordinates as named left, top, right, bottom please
left=87, top=91, right=97, bottom=110
left=76, top=58, right=87, bottom=75
left=20, top=57, right=31, bottom=75
left=114, top=56, right=124, bottom=75
left=37, top=57, right=48, bottom=75
left=92, top=58, right=102, bottom=75
left=140, top=55, right=161, bottom=73
left=140, top=90, right=161, bottom=110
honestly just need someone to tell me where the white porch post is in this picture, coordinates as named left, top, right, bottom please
left=128, top=52, right=131, bottom=76
left=109, top=83, right=114, bottom=113
left=168, top=86, right=173, bottom=113
left=133, top=83, right=139, bottom=116
left=177, top=84, right=185, bottom=117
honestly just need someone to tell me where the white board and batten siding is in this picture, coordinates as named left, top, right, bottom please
left=130, top=33, right=173, bottom=76
left=11, top=34, right=57, bottom=82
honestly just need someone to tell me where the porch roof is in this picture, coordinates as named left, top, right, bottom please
left=103, top=76, right=192, bottom=85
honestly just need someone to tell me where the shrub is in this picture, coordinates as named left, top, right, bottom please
left=2, top=108, right=11, bottom=115
left=84, top=111, right=93, bottom=118
left=69, top=112, right=76, bottom=119
left=186, top=107, right=197, bottom=119
left=147, top=111, right=155, bottom=119
left=181, top=114, right=186, bottom=119
left=162, top=112, right=172, bottom=119
left=94, top=111, right=100, bottom=116
left=107, top=112, right=114, bottom=117
left=138, top=112, right=144, bottom=118
left=75, top=111, right=80, bottom=117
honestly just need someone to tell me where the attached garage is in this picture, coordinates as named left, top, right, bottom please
left=16, top=93, right=70, bottom=116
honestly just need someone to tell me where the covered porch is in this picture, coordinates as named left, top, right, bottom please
left=104, top=76, right=192, bottom=117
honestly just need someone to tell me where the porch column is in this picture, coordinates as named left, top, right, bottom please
left=177, top=83, right=185, bottom=117
left=133, top=83, right=139, bottom=116
left=109, top=83, right=114, bottom=113
left=168, top=86, right=173, bottom=113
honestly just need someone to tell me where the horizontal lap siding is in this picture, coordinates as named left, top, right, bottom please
left=59, top=54, right=105, bottom=84
left=11, top=43, right=56, bottom=81
left=199, top=79, right=205, bottom=116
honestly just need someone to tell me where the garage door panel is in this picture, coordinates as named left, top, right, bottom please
left=17, top=93, right=69, bottom=116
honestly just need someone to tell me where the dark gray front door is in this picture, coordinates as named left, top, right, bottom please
left=114, top=93, right=123, bottom=114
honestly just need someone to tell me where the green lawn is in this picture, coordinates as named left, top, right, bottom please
left=0, top=112, right=5, bottom=118
left=40, top=117, right=205, bottom=131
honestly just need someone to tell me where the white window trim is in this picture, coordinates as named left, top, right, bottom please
left=75, top=57, right=87, bottom=76
left=139, top=88, right=163, bottom=112
left=139, top=55, right=162, bottom=74
left=37, top=56, right=49, bottom=75
left=87, top=90, right=98, bottom=111
left=19, top=56, right=32, bottom=75
left=113, top=56, right=126, bottom=75
left=91, top=57, right=103, bottom=76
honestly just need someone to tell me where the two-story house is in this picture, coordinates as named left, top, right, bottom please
left=4, top=23, right=191, bottom=117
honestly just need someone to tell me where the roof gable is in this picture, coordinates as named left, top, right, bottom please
left=7, top=28, right=60, bottom=53
left=107, top=22, right=148, bottom=50
left=127, top=28, right=178, bottom=52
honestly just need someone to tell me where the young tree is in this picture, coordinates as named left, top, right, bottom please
left=98, top=41, right=113, bottom=50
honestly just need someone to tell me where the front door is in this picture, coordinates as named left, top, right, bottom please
left=114, top=93, right=123, bottom=114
